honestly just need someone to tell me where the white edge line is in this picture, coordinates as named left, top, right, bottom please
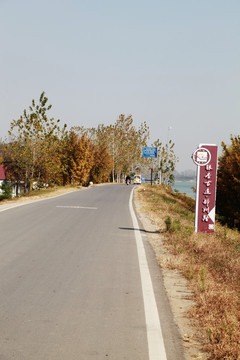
left=129, top=188, right=167, bottom=360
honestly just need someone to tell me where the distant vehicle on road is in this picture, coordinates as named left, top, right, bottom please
left=133, top=175, right=141, bottom=185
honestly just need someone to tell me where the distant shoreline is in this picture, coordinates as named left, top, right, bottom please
left=175, top=179, right=196, bottom=183
left=173, top=180, right=196, bottom=198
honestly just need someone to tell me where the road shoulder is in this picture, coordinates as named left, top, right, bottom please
left=133, top=188, right=209, bottom=360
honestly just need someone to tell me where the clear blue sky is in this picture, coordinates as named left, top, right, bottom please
left=1, top=0, right=239, bottom=171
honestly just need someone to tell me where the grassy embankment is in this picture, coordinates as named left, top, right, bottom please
left=0, top=185, right=82, bottom=204
left=136, top=184, right=240, bottom=360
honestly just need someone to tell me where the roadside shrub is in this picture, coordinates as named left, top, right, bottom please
left=171, top=219, right=181, bottom=232
left=165, top=216, right=181, bottom=233
left=165, top=216, right=172, bottom=231
left=0, top=182, right=12, bottom=200
left=182, top=225, right=195, bottom=239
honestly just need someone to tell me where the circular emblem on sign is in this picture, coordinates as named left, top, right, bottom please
left=192, top=147, right=211, bottom=166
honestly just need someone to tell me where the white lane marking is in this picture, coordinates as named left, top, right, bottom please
left=56, top=205, right=97, bottom=210
left=129, top=188, right=167, bottom=360
left=0, top=190, right=85, bottom=213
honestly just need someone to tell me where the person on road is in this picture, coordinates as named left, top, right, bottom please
left=126, top=175, right=131, bottom=184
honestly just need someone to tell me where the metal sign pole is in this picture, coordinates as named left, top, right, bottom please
left=151, top=158, right=154, bottom=185
left=142, top=147, right=158, bottom=186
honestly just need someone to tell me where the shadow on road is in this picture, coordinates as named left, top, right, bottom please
left=119, top=227, right=163, bottom=234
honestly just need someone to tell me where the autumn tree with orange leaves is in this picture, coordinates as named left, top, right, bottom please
left=216, top=135, right=240, bottom=229
left=66, top=131, right=94, bottom=186
left=89, top=144, right=113, bottom=184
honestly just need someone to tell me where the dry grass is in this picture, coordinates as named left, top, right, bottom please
left=136, top=185, right=240, bottom=360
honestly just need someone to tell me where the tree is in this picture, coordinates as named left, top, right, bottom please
left=216, top=135, right=240, bottom=228
left=112, top=115, right=149, bottom=181
left=66, top=131, right=94, bottom=185
left=9, top=92, right=64, bottom=141
left=0, top=140, right=4, bottom=164
left=6, top=92, right=67, bottom=189
left=152, top=138, right=179, bottom=185
left=0, top=182, right=12, bottom=200
left=89, top=144, right=113, bottom=184
left=2, top=140, right=33, bottom=194
left=72, top=116, right=149, bottom=182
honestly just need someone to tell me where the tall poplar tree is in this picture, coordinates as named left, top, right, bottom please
left=6, top=92, right=67, bottom=189
left=72, top=116, right=149, bottom=182
left=152, top=139, right=179, bottom=185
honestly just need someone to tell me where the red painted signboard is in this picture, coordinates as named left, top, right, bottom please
left=192, top=144, right=218, bottom=233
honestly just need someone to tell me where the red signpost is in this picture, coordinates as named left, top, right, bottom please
left=192, top=144, right=218, bottom=233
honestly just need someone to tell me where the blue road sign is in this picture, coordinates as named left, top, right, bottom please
left=142, top=147, right=158, bottom=158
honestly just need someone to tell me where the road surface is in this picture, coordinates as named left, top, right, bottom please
left=0, top=184, right=185, bottom=359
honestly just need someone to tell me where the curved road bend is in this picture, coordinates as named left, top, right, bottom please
left=0, top=184, right=185, bottom=359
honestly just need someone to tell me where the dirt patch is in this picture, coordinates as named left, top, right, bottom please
left=134, top=190, right=209, bottom=360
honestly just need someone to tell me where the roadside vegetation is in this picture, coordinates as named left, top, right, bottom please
left=0, top=91, right=178, bottom=198
left=217, top=135, right=240, bottom=230
left=0, top=185, right=81, bottom=204
left=1, top=92, right=239, bottom=358
left=136, top=184, right=240, bottom=360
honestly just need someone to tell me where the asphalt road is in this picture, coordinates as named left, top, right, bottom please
left=0, top=184, right=185, bottom=359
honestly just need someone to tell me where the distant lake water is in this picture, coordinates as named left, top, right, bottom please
left=172, top=181, right=196, bottom=198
